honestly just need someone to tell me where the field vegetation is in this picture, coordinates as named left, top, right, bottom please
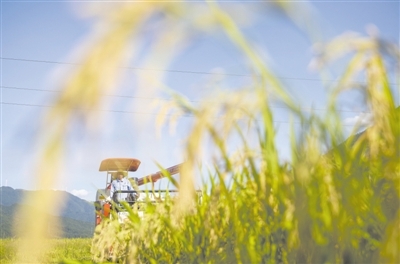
left=13, top=1, right=399, bottom=264
left=0, top=238, right=92, bottom=263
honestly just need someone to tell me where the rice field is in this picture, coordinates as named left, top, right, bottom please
left=10, top=2, right=399, bottom=264
left=0, top=238, right=92, bottom=263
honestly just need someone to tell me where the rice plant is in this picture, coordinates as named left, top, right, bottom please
left=90, top=3, right=399, bottom=264
left=13, top=1, right=399, bottom=263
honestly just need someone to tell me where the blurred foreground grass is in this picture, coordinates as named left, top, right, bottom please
left=0, top=238, right=92, bottom=263
left=13, top=1, right=399, bottom=264
left=91, top=104, right=399, bottom=264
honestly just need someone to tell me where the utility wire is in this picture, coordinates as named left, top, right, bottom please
left=0, top=101, right=309, bottom=125
left=0, top=101, right=366, bottom=127
left=1, top=97, right=372, bottom=115
left=0, top=85, right=170, bottom=102
left=1, top=85, right=372, bottom=114
left=0, top=56, right=370, bottom=83
left=0, top=101, right=164, bottom=115
left=2, top=57, right=399, bottom=86
left=1, top=57, right=251, bottom=77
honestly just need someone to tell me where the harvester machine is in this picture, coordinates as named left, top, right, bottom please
left=94, top=158, right=194, bottom=226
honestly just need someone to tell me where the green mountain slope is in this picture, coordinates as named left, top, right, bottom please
left=0, top=186, right=94, bottom=223
left=0, top=187, right=95, bottom=238
left=0, top=204, right=94, bottom=238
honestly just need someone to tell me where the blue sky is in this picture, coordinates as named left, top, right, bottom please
left=1, top=1, right=399, bottom=200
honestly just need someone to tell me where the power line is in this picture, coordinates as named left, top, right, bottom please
left=0, top=101, right=175, bottom=116
left=1, top=96, right=372, bottom=116
left=0, top=101, right=367, bottom=127
left=0, top=56, right=354, bottom=83
left=2, top=56, right=399, bottom=86
left=1, top=85, right=372, bottom=114
left=0, top=101, right=303, bottom=125
left=0, top=85, right=174, bottom=102
left=1, top=57, right=250, bottom=77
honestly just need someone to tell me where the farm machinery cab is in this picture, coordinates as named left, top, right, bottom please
left=94, top=158, right=181, bottom=226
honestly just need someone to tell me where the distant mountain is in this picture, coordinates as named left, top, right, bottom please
left=0, top=204, right=94, bottom=238
left=0, top=186, right=95, bottom=238
left=0, top=186, right=94, bottom=223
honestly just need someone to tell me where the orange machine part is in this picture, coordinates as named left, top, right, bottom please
left=96, top=213, right=102, bottom=225
left=103, top=203, right=111, bottom=218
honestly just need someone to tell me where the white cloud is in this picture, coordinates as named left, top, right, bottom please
left=344, top=113, right=373, bottom=127
left=71, top=189, right=89, bottom=198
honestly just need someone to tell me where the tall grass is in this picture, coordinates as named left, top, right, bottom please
left=91, top=79, right=399, bottom=262
left=90, top=3, right=399, bottom=264
left=0, top=238, right=92, bottom=263
left=14, top=1, right=399, bottom=263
